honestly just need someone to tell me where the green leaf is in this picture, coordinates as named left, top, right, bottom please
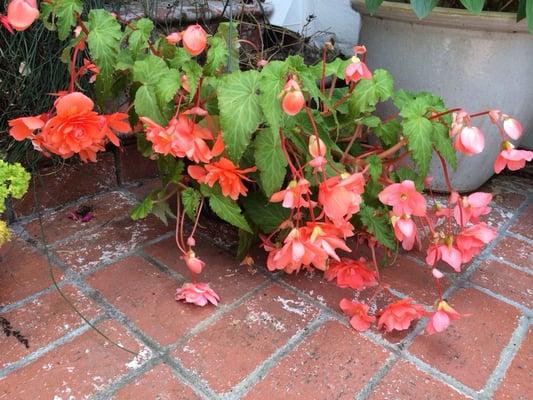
left=133, top=55, right=169, bottom=86
left=254, top=129, right=288, bottom=197
left=131, top=196, right=154, bottom=220
left=218, top=70, right=263, bottom=162
left=402, top=115, right=433, bottom=175
left=208, top=190, right=253, bottom=233
left=361, top=116, right=381, bottom=128
left=214, top=22, right=240, bottom=72
left=526, top=0, right=533, bottom=32
left=168, top=48, right=192, bottom=68
left=182, top=60, right=203, bottom=100
left=156, top=70, right=181, bottom=104
left=53, top=0, right=82, bottom=40
left=410, top=0, right=438, bottom=19
left=258, top=60, right=287, bottom=133
left=243, top=192, right=289, bottom=233
left=151, top=201, right=175, bottom=226
left=459, top=0, right=485, bottom=14
left=359, top=204, right=396, bottom=250
left=365, top=0, right=384, bottom=13
left=87, top=10, right=122, bottom=79
left=432, top=121, right=457, bottom=170
left=349, top=69, right=393, bottom=115
left=182, top=187, right=201, bottom=220
left=204, top=36, right=229, bottom=75
left=134, top=85, right=166, bottom=125
left=156, top=157, right=184, bottom=186
left=367, top=155, right=382, bottom=183
left=128, top=18, right=154, bottom=55
left=236, top=229, right=255, bottom=261
left=391, top=166, right=425, bottom=191
left=374, top=120, right=400, bottom=148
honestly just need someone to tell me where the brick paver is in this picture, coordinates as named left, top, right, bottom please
left=1, top=172, right=532, bottom=399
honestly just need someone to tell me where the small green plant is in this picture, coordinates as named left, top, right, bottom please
left=0, top=159, right=30, bottom=245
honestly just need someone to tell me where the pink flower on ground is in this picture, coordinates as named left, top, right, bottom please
left=308, top=136, right=327, bottom=172
left=318, top=173, right=365, bottom=224
left=378, top=180, right=426, bottom=217
left=175, top=282, right=220, bottom=306
left=426, top=300, right=462, bottom=334
left=324, top=257, right=377, bottom=290
left=377, top=298, right=425, bottom=332
left=456, top=223, right=496, bottom=263
left=453, top=192, right=492, bottom=226
left=281, top=79, right=305, bottom=116
left=494, top=141, right=533, bottom=174
left=344, top=56, right=372, bottom=84
left=426, top=238, right=463, bottom=272
left=7, top=0, right=39, bottom=31
left=454, top=126, right=485, bottom=155
left=391, top=214, right=417, bottom=251
left=181, top=24, right=207, bottom=56
left=339, top=299, right=375, bottom=332
left=270, top=179, right=313, bottom=209
left=182, top=250, right=205, bottom=274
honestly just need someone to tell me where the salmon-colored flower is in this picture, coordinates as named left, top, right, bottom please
left=502, top=116, right=523, bottom=141
left=175, top=282, right=220, bottom=306
left=166, top=31, right=182, bottom=45
left=270, top=178, right=313, bottom=209
left=453, top=126, right=485, bottom=155
left=182, top=250, right=205, bottom=274
left=308, top=136, right=326, bottom=171
left=325, top=257, right=377, bottom=290
left=344, top=56, right=372, bottom=84
left=281, top=79, right=305, bottom=116
left=426, top=236, right=463, bottom=272
left=188, top=157, right=256, bottom=200
left=340, top=299, right=375, bottom=332
left=9, top=92, right=130, bottom=162
left=426, top=300, right=462, bottom=334
left=304, top=222, right=351, bottom=261
left=494, top=141, right=533, bottom=173
left=1, top=14, right=14, bottom=33
left=318, top=173, right=365, bottom=224
left=377, top=298, right=425, bottom=332
left=378, top=180, right=426, bottom=217
left=391, top=214, right=417, bottom=251
left=456, top=223, right=496, bottom=263
left=453, top=192, right=491, bottom=226
left=181, top=24, right=207, bottom=56
left=6, top=0, right=39, bottom=31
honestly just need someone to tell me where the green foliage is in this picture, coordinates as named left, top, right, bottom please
left=459, top=0, right=486, bottom=14
left=0, top=161, right=30, bottom=214
left=367, top=155, right=383, bottom=183
left=243, top=192, right=289, bottom=233
left=254, top=129, right=287, bottom=197
left=258, top=61, right=287, bottom=133
left=349, top=69, right=393, bottom=115
left=402, top=115, right=434, bottom=176
left=204, top=36, right=228, bottom=75
left=127, top=18, right=154, bottom=56
left=182, top=188, right=202, bottom=220
left=42, top=0, right=83, bottom=40
left=365, top=0, right=384, bottom=13
left=411, top=0, right=439, bottom=19
left=359, top=204, right=396, bottom=250
left=201, top=186, right=253, bottom=233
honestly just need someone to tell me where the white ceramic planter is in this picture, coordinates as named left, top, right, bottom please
left=351, top=0, right=533, bottom=192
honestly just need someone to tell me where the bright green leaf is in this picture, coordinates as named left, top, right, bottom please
left=128, top=18, right=154, bottom=55
left=349, top=69, right=393, bottom=115
left=367, top=155, right=383, bottom=183
left=359, top=204, right=396, bottom=250
left=204, top=36, right=229, bottom=75
left=374, top=120, right=400, bottom=148
left=156, top=69, right=181, bottom=104
left=254, top=128, right=288, bottom=196
left=432, top=121, right=457, bottom=170
left=402, top=115, right=433, bottom=175
left=526, top=0, right=533, bottom=32
left=258, top=60, right=287, bottom=133
left=182, top=187, right=201, bottom=220
left=53, top=0, right=82, bottom=40
left=132, top=55, right=168, bottom=86
left=131, top=196, right=154, bottom=220
left=134, top=85, right=166, bottom=125
left=208, top=190, right=253, bottom=233
left=459, top=0, right=485, bottom=14
left=87, top=10, right=122, bottom=78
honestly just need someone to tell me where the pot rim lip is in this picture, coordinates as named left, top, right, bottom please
left=351, top=0, right=529, bottom=33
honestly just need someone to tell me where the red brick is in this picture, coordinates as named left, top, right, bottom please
left=113, top=364, right=200, bottom=399
left=87, top=256, right=215, bottom=346
left=0, top=239, right=63, bottom=306
left=410, top=288, right=521, bottom=390
left=472, top=259, right=533, bottom=308
left=480, top=179, right=528, bottom=210
left=478, top=205, right=515, bottom=230
left=14, top=152, right=117, bottom=216
left=509, top=203, right=533, bottom=240
left=368, top=360, right=468, bottom=400
left=494, top=328, right=533, bottom=400
left=492, top=236, right=533, bottom=271
left=0, top=320, right=144, bottom=399
left=173, top=284, right=319, bottom=393
left=244, top=321, right=389, bottom=400
left=144, top=237, right=265, bottom=303
left=0, top=285, right=100, bottom=368
left=117, top=142, right=158, bottom=183
left=23, top=191, right=135, bottom=244
left=53, top=216, right=170, bottom=274
left=126, top=178, right=162, bottom=200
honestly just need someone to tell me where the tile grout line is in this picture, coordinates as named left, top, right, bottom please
left=487, top=254, right=533, bottom=276
left=354, top=354, right=398, bottom=400
left=469, top=284, right=533, bottom=317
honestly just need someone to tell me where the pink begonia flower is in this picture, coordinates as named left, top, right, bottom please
left=324, top=257, right=377, bottom=290
left=270, top=178, right=314, bottom=209
left=1, top=14, right=15, bottom=33
left=391, top=214, right=417, bottom=251
left=175, top=282, right=220, bottom=306
left=494, top=141, right=533, bottom=174
left=377, top=298, right=425, bottom=332
left=318, top=172, right=365, bottom=224
left=181, top=24, right=207, bottom=56
left=426, top=240, right=463, bottom=272
left=502, top=116, right=523, bottom=141
left=281, top=79, right=305, bottom=116
left=308, top=136, right=327, bottom=172
left=453, top=192, right=492, bottom=226
left=456, top=223, right=496, bottom=263
left=339, top=299, right=375, bottom=332
left=182, top=250, right=205, bottom=274
left=454, top=126, right=485, bottom=155
left=344, top=56, right=372, bottom=84
left=6, top=0, right=39, bottom=31
left=378, top=180, right=426, bottom=217
left=426, top=300, right=462, bottom=334
left=450, top=110, right=469, bottom=137
left=166, top=31, right=182, bottom=45
left=432, top=268, right=444, bottom=279
left=305, top=222, right=351, bottom=262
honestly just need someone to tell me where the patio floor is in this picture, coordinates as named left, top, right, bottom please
left=1, top=172, right=531, bottom=399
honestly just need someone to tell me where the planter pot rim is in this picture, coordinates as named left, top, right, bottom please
left=351, top=0, right=530, bottom=33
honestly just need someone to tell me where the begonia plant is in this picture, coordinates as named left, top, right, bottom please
left=4, top=0, right=532, bottom=335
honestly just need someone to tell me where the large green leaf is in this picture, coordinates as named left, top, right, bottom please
left=131, top=196, right=154, bottom=220
left=204, top=36, right=228, bottom=75
left=134, top=85, right=166, bottom=125
left=128, top=18, right=154, bottom=55
left=459, top=0, right=485, bottom=14
left=402, top=115, right=433, bottom=175
left=349, top=69, right=393, bottom=115
left=87, top=10, right=122, bottom=78
left=432, top=121, right=457, bottom=170
left=365, top=0, right=384, bottom=14
left=254, top=129, right=288, bottom=196
left=214, top=22, right=240, bottom=72
left=132, top=55, right=169, bottom=86
left=359, top=204, right=396, bottom=250
left=258, top=61, right=287, bottom=133
left=52, top=0, right=82, bottom=40
left=243, top=192, right=289, bottom=233
left=410, top=0, right=439, bottom=19
left=156, top=70, right=181, bottom=104
left=374, top=120, right=400, bottom=148
left=218, top=70, right=263, bottom=162
left=207, top=189, right=253, bottom=233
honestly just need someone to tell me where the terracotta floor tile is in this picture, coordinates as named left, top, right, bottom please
left=492, top=236, right=533, bottom=271
left=509, top=203, right=533, bottom=240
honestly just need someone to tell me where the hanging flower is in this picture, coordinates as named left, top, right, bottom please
left=324, top=257, right=377, bottom=290
left=378, top=180, right=426, bottom=217
left=426, top=300, right=463, bottom=334
left=494, top=141, right=533, bottom=173
left=175, top=282, right=220, bottom=306
left=188, top=157, right=256, bottom=200
left=166, top=31, right=182, bottom=45
left=270, top=178, right=314, bottom=209
left=281, top=79, right=305, bottom=116
left=344, top=56, right=372, bottom=84
left=453, top=126, right=485, bottom=155
left=456, top=223, right=496, bottom=263
left=377, top=298, right=425, bottom=332
left=391, top=214, right=417, bottom=251
left=308, top=136, right=327, bottom=172
left=6, top=0, right=39, bottom=31
left=182, top=250, right=205, bottom=274
left=339, top=299, right=375, bottom=332
left=453, top=192, right=491, bottom=226
left=426, top=236, right=463, bottom=272
left=181, top=24, right=207, bottom=56
left=305, top=222, right=351, bottom=262
left=318, top=173, right=365, bottom=224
